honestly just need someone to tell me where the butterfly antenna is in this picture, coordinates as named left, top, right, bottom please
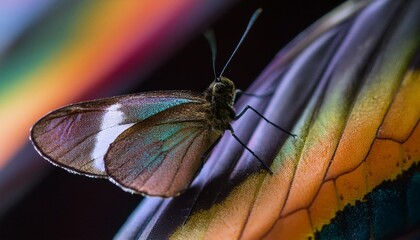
left=219, top=8, right=262, bottom=78
left=204, top=30, right=218, bottom=79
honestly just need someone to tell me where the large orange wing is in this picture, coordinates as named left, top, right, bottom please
left=116, top=1, right=420, bottom=239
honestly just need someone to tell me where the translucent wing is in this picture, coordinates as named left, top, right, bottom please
left=105, top=103, right=221, bottom=197
left=30, top=91, right=203, bottom=177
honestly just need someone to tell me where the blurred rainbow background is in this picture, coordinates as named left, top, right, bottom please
left=0, top=0, right=232, bottom=169
left=0, top=0, right=234, bottom=216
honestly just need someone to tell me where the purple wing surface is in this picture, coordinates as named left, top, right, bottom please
left=115, top=0, right=420, bottom=239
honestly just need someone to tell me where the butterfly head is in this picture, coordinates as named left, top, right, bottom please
left=206, top=76, right=235, bottom=106
left=203, top=76, right=236, bottom=131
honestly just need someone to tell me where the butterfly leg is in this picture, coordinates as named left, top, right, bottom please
left=228, top=126, right=273, bottom=175
left=234, top=105, right=297, bottom=138
left=234, top=89, right=275, bottom=102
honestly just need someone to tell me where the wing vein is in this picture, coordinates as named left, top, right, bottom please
left=163, top=129, right=205, bottom=193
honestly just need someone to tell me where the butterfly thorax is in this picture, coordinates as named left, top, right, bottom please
left=204, top=76, right=236, bottom=131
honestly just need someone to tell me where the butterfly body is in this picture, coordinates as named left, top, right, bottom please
left=204, top=76, right=236, bottom=131
left=31, top=77, right=237, bottom=197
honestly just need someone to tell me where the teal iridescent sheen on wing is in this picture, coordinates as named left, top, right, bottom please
left=128, top=96, right=197, bottom=120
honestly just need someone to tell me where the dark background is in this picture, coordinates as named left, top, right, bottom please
left=0, top=1, right=345, bottom=239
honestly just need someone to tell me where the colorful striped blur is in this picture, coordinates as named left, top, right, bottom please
left=0, top=0, right=234, bottom=214
left=0, top=0, right=229, bottom=167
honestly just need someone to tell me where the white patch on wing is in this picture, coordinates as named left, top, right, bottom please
left=91, top=103, right=135, bottom=172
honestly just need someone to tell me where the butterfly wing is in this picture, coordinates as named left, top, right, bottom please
left=30, top=91, right=204, bottom=177
left=105, top=102, right=222, bottom=197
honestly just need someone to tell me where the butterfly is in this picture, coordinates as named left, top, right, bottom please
left=30, top=9, right=294, bottom=197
